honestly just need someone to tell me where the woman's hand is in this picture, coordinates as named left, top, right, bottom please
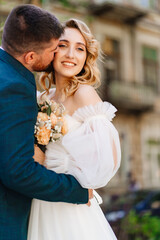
left=87, top=189, right=93, bottom=207
left=33, top=145, right=45, bottom=165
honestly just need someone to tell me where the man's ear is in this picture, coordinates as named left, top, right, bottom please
left=24, top=51, right=37, bottom=64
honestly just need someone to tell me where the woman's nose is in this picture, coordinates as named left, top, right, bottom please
left=66, top=47, right=74, bottom=58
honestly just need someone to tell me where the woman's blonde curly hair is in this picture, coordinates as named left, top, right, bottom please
left=40, top=18, right=101, bottom=98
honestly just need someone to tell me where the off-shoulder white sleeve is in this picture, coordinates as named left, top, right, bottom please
left=62, top=102, right=121, bottom=189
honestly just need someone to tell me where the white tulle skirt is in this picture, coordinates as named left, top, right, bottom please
left=27, top=196, right=117, bottom=240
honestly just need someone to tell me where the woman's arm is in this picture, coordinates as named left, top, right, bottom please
left=61, top=85, right=121, bottom=189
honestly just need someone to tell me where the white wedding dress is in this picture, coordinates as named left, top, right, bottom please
left=27, top=93, right=121, bottom=240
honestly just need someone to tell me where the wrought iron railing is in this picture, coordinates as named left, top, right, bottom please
left=108, top=80, right=156, bottom=110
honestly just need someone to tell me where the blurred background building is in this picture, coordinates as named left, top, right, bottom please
left=1, top=0, right=160, bottom=203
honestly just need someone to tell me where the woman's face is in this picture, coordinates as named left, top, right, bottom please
left=53, top=27, right=87, bottom=79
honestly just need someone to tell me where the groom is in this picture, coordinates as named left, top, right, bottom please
left=0, top=5, right=89, bottom=240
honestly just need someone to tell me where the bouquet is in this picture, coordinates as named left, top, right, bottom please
left=34, top=93, right=68, bottom=145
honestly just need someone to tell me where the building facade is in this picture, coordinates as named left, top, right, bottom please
left=89, top=0, right=160, bottom=194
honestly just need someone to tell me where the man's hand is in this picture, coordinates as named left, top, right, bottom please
left=87, top=189, right=93, bottom=207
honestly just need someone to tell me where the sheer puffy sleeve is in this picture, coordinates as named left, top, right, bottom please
left=62, top=102, right=121, bottom=189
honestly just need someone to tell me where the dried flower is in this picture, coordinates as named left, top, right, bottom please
left=37, top=112, right=48, bottom=122
left=35, top=126, right=51, bottom=145
left=50, top=113, right=57, bottom=126
left=61, top=118, right=68, bottom=135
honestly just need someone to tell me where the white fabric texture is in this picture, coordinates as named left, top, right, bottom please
left=28, top=100, right=121, bottom=240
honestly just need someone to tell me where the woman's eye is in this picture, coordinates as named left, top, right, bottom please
left=77, top=47, right=84, bottom=51
left=58, top=44, right=67, bottom=48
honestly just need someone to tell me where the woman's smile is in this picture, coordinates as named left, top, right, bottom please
left=61, top=61, right=76, bottom=67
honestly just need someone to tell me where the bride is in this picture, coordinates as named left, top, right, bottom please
left=28, top=18, right=121, bottom=240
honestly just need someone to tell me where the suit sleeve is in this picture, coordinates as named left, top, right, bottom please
left=0, top=80, right=88, bottom=204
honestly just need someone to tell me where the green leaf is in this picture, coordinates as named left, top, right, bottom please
left=46, top=107, right=51, bottom=116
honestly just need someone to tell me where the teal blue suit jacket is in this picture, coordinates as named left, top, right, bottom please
left=0, top=49, right=88, bottom=240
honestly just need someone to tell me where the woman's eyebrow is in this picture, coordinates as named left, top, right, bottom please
left=59, top=39, right=86, bottom=47
left=59, top=39, right=68, bottom=43
left=77, top=42, right=86, bottom=47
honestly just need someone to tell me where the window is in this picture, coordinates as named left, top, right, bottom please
left=103, top=37, right=121, bottom=84
left=143, top=137, right=160, bottom=187
left=142, top=46, right=158, bottom=89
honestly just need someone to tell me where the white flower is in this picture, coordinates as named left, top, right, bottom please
left=52, top=133, right=62, bottom=140
left=54, top=125, right=62, bottom=132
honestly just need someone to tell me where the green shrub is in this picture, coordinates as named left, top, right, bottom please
left=122, top=210, right=160, bottom=240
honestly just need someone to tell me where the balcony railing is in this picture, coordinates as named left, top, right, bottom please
left=107, top=80, right=156, bottom=111
left=93, top=0, right=160, bottom=12
left=90, top=0, right=160, bottom=24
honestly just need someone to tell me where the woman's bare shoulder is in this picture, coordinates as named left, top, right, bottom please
left=73, top=84, right=102, bottom=109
